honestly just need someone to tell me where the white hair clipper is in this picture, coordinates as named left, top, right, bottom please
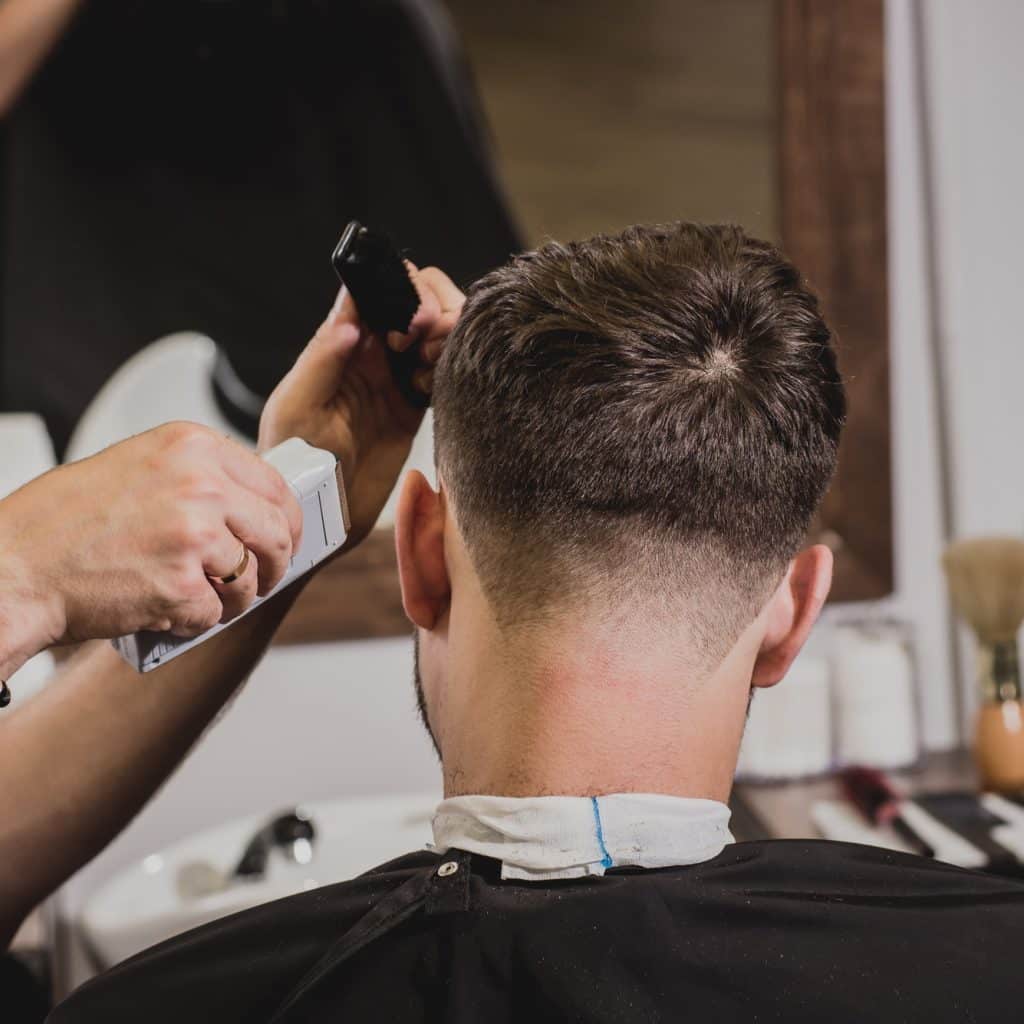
left=113, top=438, right=349, bottom=673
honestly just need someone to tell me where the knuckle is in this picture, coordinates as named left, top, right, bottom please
left=166, top=519, right=195, bottom=552
left=170, top=617, right=199, bottom=638
left=169, top=571, right=204, bottom=604
left=152, top=576, right=183, bottom=615
left=169, top=604, right=207, bottom=637
left=269, top=469, right=292, bottom=505
left=168, top=510, right=215, bottom=552
left=288, top=501, right=303, bottom=538
left=274, top=510, right=294, bottom=554
left=154, top=424, right=223, bottom=480
left=177, top=469, right=224, bottom=504
left=200, top=603, right=222, bottom=630
left=256, top=507, right=292, bottom=559
left=155, top=420, right=191, bottom=444
left=160, top=420, right=210, bottom=450
left=180, top=593, right=220, bottom=632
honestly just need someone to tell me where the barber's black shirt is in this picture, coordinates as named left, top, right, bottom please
left=50, top=840, right=1024, bottom=1022
left=1, top=0, right=521, bottom=453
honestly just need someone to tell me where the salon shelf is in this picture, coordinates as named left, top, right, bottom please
left=729, top=749, right=976, bottom=842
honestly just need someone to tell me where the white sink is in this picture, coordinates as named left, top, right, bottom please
left=80, top=791, right=440, bottom=969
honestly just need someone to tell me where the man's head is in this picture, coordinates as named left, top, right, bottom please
left=397, top=222, right=844, bottom=793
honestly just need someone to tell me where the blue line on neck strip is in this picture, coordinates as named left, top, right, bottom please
left=590, top=797, right=614, bottom=870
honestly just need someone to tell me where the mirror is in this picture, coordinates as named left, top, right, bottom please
left=283, top=0, right=891, bottom=643
left=447, top=0, right=778, bottom=244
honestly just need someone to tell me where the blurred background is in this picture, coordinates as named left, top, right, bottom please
left=3, top=0, right=1024, bottom=1006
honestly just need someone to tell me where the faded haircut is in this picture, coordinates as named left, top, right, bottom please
left=432, top=222, right=845, bottom=662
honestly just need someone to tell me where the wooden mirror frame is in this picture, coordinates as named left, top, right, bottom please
left=277, top=0, right=893, bottom=645
left=779, top=0, right=892, bottom=602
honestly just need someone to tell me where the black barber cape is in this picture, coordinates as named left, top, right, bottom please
left=50, top=839, right=1024, bottom=1022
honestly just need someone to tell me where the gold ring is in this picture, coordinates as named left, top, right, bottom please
left=211, top=545, right=250, bottom=585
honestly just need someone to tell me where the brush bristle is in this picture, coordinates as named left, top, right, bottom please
left=332, top=223, right=420, bottom=335
left=943, top=537, right=1024, bottom=643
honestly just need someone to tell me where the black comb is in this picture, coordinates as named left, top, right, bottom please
left=332, top=221, right=427, bottom=407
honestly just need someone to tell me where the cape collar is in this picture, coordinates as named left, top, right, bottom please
left=432, top=792, right=733, bottom=881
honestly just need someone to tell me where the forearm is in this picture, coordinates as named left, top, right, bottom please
left=0, top=581, right=304, bottom=950
left=0, top=0, right=83, bottom=116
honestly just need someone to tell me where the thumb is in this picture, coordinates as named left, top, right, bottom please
left=284, top=298, right=363, bottom=407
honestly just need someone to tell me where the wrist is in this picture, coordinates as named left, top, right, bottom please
left=0, top=580, right=56, bottom=680
left=0, top=500, right=66, bottom=677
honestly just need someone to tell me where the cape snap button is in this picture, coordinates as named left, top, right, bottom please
left=437, top=861, right=459, bottom=878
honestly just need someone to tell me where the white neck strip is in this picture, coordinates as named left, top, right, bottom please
left=431, top=793, right=734, bottom=881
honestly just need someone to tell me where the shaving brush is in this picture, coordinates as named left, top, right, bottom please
left=944, top=537, right=1024, bottom=792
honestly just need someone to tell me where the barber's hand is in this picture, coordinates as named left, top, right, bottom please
left=259, top=265, right=464, bottom=547
left=0, top=422, right=302, bottom=678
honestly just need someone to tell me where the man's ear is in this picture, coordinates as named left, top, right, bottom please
left=751, top=544, right=834, bottom=688
left=395, top=470, right=450, bottom=630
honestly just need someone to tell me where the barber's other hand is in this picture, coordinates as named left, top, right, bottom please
left=0, top=422, right=302, bottom=678
left=259, top=265, right=464, bottom=547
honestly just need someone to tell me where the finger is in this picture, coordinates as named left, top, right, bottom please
left=202, top=531, right=250, bottom=581
left=281, top=316, right=364, bottom=410
left=422, top=337, right=445, bottom=364
left=388, top=262, right=441, bottom=353
left=326, top=283, right=360, bottom=328
left=421, top=309, right=462, bottom=363
left=404, top=269, right=464, bottom=361
left=417, top=266, right=466, bottom=314
left=216, top=439, right=303, bottom=549
left=412, top=367, right=434, bottom=396
left=209, top=547, right=260, bottom=622
left=387, top=302, right=438, bottom=353
left=168, top=582, right=224, bottom=638
left=385, top=328, right=413, bottom=353
left=220, top=486, right=296, bottom=595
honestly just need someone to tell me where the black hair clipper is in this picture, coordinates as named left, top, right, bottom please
left=332, top=221, right=428, bottom=408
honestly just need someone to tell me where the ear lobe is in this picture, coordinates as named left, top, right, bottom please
left=395, top=470, right=451, bottom=630
left=751, top=544, right=834, bottom=688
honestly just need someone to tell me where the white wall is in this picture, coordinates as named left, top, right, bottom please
left=914, top=0, right=1024, bottom=724
left=881, top=0, right=1024, bottom=738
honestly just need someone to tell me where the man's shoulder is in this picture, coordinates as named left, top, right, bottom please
left=657, top=838, right=1024, bottom=900
left=598, top=838, right=1024, bottom=930
left=720, top=837, right=1024, bottom=886
left=50, top=840, right=1024, bottom=1022
left=49, top=849, right=440, bottom=1024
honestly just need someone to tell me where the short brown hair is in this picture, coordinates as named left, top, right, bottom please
left=433, top=222, right=844, bottom=659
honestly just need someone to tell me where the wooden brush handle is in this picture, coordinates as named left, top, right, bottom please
left=975, top=700, right=1024, bottom=793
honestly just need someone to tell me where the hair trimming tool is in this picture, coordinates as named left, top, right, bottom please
left=113, top=438, right=349, bottom=673
left=114, top=222, right=418, bottom=672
